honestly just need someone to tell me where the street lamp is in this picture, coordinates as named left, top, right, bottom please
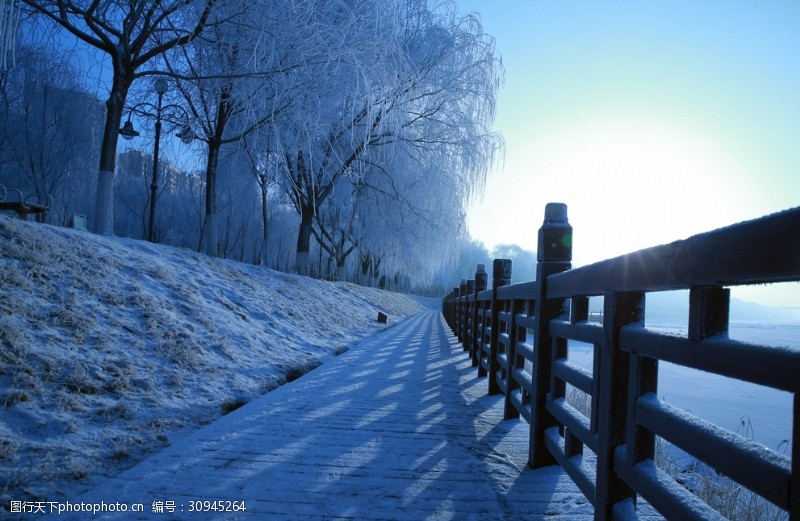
left=119, top=78, right=194, bottom=243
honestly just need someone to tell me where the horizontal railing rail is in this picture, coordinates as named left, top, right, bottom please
left=442, top=203, right=800, bottom=521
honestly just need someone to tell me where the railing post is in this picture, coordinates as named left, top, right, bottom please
left=457, top=279, right=467, bottom=342
left=594, top=291, right=643, bottom=519
left=450, top=286, right=459, bottom=334
left=486, top=258, right=511, bottom=393
left=565, top=296, right=590, bottom=458
left=688, top=285, right=729, bottom=341
left=462, top=279, right=474, bottom=350
left=446, top=290, right=455, bottom=328
left=529, top=202, right=572, bottom=468
left=441, top=291, right=448, bottom=326
left=448, top=288, right=455, bottom=333
left=503, top=292, right=524, bottom=421
left=448, top=290, right=454, bottom=328
left=470, top=264, right=488, bottom=366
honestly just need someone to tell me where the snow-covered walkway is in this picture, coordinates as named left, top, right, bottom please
left=44, top=311, right=593, bottom=520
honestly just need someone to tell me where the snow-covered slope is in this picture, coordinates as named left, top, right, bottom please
left=0, top=216, right=429, bottom=508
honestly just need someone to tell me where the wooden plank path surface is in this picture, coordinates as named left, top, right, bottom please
left=45, top=311, right=595, bottom=520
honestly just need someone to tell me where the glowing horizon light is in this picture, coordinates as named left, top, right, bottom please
left=467, top=116, right=800, bottom=309
left=471, top=116, right=765, bottom=253
left=536, top=117, right=765, bottom=244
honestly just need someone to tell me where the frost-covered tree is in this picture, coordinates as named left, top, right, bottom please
left=113, top=150, right=152, bottom=237
left=358, top=145, right=472, bottom=285
left=163, top=0, right=328, bottom=257
left=112, top=148, right=195, bottom=243
left=313, top=137, right=473, bottom=285
left=491, top=243, right=536, bottom=283
left=20, top=0, right=220, bottom=235
left=278, top=0, right=502, bottom=275
left=312, top=176, right=363, bottom=281
left=425, top=236, right=491, bottom=295
left=272, top=0, right=401, bottom=275
left=156, top=168, right=204, bottom=250
left=240, top=131, right=279, bottom=266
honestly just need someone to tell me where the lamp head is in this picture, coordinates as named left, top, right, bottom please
left=154, top=78, right=169, bottom=95
left=119, top=120, right=140, bottom=140
left=176, top=126, right=195, bottom=144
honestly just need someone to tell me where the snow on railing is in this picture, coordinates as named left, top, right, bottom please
left=442, top=202, right=800, bottom=521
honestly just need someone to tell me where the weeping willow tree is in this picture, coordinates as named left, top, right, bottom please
left=164, top=0, right=352, bottom=257
left=277, top=0, right=503, bottom=276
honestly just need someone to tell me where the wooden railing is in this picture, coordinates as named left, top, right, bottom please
left=442, top=202, right=800, bottom=521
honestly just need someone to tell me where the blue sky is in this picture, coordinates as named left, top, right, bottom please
left=456, top=1, right=800, bottom=307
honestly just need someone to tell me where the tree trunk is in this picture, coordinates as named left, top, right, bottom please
left=203, top=140, right=220, bottom=257
left=94, top=79, right=129, bottom=235
left=260, top=176, right=269, bottom=266
left=360, top=254, right=370, bottom=286
left=295, top=202, right=314, bottom=275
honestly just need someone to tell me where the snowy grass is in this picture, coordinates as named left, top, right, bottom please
left=659, top=416, right=790, bottom=521
left=0, top=215, right=430, bottom=510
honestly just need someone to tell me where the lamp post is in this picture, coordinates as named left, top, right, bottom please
left=119, top=78, right=194, bottom=243
left=146, top=78, right=168, bottom=243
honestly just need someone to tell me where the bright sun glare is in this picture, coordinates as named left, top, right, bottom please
left=470, top=116, right=800, bottom=309
left=523, top=117, right=763, bottom=260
